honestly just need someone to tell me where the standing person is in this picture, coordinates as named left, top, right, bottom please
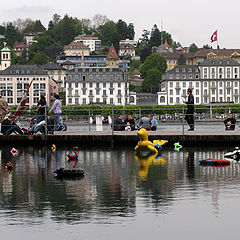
left=124, top=115, right=135, bottom=131
left=149, top=115, right=158, bottom=131
left=0, top=95, right=8, bottom=123
left=36, top=93, right=46, bottom=123
left=184, top=88, right=194, bottom=131
left=49, top=94, right=66, bottom=131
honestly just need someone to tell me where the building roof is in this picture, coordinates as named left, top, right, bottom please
left=0, top=65, right=48, bottom=75
left=13, top=43, right=29, bottom=49
left=166, top=65, right=200, bottom=73
left=61, top=60, right=75, bottom=65
left=1, top=47, right=11, bottom=52
left=193, top=49, right=240, bottom=58
left=74, top=34, right=99, bottom=41
left=161, top=40, right=171, bottom=48
left=199, top=58, right=240, bottom=66
left=64, top=42, right=90, bottom=50
left=119, top=43, right=135, bottom=50
left=43, top=63, right=65, bottom=70
left=106, top=44, right=119, bottom=60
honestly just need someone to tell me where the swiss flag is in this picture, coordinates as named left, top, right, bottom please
left=211, top=30, right=217, bottom=43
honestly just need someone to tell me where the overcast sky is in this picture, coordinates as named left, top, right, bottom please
left=0, top=0, right=238, bottom=49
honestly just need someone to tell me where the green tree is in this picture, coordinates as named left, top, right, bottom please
left=140, top=47, right=152, bottom=62
left=116, top=19, right=128, bottom=40
left=139, top=54, right=167, bottom=78
left=189, top=43, right=198, bottom=53
left=4, top=23, right=21, bottom=47
left=140, top=29, right=150, bottom=45
left=43, top=42, right=63, bottom=59
left=52, top=13, right=61, bottom=25
left=61, top=15, right=75, bottom=45
left=178, top=53, right=186, bottom=65
left=32, top=52, right=49, bottom=65
left=142, top=68, right=161, bottom=92
left=149, top=24, right=161, bottom=47
left=161, top=31, right=173, bottom=46
left=34, top=20, right=46, bottom=32
left=126, top=23, right=135, bottom=40
left=100, top=21, right=118, bottom=46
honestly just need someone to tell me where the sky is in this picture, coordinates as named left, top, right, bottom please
left=0, top=0, right=239, bottom=49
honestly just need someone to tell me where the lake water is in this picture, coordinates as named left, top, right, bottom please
left=0, top=145, right=240, bottom=240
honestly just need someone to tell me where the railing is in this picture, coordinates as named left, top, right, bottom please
left=1, top=104, right=239, bottom=135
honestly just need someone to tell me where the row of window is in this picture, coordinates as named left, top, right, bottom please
left=68, top=97, right=122, bottom=105
left=68, top=89, right=123, bottom=96
left=67, top=82, right=123, bottom=88
left=168, top=81, right=239, bottom=88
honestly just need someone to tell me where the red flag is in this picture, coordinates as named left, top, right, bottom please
left=211, top=30, right=217, bottom=43
left=14, top=79, right=34, bottom=117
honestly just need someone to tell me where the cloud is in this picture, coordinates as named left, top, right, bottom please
left=0, top=5, right=54, bottom=26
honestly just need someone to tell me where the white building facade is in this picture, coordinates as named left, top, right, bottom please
left=74, top=35, right=101, bottom=52
left=158, top=59, right=240, bottom=105
left=0, top=65, right=50, bottom=106
left=65, top=67, right=129, bottom=105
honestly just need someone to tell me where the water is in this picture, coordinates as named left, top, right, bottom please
left=0, top=145, right=240, bottom=240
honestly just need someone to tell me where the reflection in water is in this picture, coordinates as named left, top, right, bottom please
left=0, top=146, right=240, bottom=239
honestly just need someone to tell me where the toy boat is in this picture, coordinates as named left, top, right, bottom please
left=54, top=168, right=84, bottom=178
left=199, top=159, right=230, bottom=166
left=224, top=147, right=240, bottom=161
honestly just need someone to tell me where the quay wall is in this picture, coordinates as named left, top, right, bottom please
left=0, top=131, right=239, bottom=147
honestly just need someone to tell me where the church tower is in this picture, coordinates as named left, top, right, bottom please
left=1, top=44, right=11, bottom=71
left=106, top=44, right=119, bottom=68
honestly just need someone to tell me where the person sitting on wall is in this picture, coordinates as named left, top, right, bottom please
left=223, top=113, right=236, bottom=130
left=138, top=115, right=151, bottom=130
left=124, top=115, right=135, bottom=131
left=1, top=115, right=23, bottom=135
left=113, top=115, right=124, bottom=131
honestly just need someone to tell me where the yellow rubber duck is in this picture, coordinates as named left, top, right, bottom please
left=135, top=128, right=168, bottom=154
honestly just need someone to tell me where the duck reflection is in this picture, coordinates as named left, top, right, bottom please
left=135, top=151, right=167, bottom=181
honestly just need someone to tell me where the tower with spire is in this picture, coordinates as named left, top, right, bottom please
left=106, top=44, right=119, bottom=68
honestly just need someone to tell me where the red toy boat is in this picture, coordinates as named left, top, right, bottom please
left=199, top=159, right=230, bottom=166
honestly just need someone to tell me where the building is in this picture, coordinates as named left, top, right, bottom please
left=129, top=69, right=144, bottom=87
left=106, top=44, right=119, bottom=68
left=74, top=35, right=101, bottom=52
left=23, top=32, right=39, bottom=45
left=0, top=65, right=50, bottom=106
left=119, top=39, right=137, bottom=47
left=64, top=42, right=90, bottom=56
left=158, top=58, right=240, bottom=105
left=119, top=43, right=135, bottom=57
left=13, top=43, right=29, bottom=57
left=0, top=46, right=11, bottom=71
left=43, top=63, right=66, bottom=91
left=65, top=67, right=129, bottom=105
left=154, top=40, right=174, bottom=54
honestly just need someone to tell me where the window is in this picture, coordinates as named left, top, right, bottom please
left=96, top=89, right=100, bottom=95
left=170, top=97, right=173, bottom=103
left=227, top=89, right=231, bottom=95
left=89, top=83, right=93, bottom=88
left=183, top=82, right=186, bottom=87
left=118, top=90, right=121, bottom=95
left=176, top=89, right=180, bottom=95
left=226, top=68, right=231, bottom=78
left=110, top=89, right=113, bottom=95
left=75, top=98, right=79, bottom=105
left=235, top=97, right=239, bottom=103
left=211, top=97, right=215, bottom=102
left=82, top=90, right=86, bottom=95
left=219, top=81, right=223, bottom=87
left=196, top=97, right=199, bottom=104
left=118, top=98, right=121, bottom=104
left=160, top=96, right=165, bottom=103
left=212, top=89, right=216, bottom=95
left=235, top=89, right=238, bottom=94
left=118, top=82, right=121, bottom=88
left=103, top=82, right=106, bottom=88
left=170, top=90, right=173, bottom=95
left=176, top=97, right=180, bottom=104
left=204, top=82, right=207, bottom=87
left=68, top=98, right=72, bottom=104
left=103, top=90, right=106, bottom=95
left=82, top=98, right=86, bottom=104
left=110, top=98, right=114, bottom=104
left=196, top=82, right=199, bottom=87
left=219, top=89, right=223, bottom=95
left=110, top=83, right=113, bottom=88
left=196, top=89, right=199, bottom=95
left=89, top=90, right=93, bottom=96
left=204, top=68, right=208, bottom=78
left=169, top=82, right=173, bottom=87
left=204, top=89, right=208, bottom=95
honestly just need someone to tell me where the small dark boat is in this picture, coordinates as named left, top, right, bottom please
left=54, top=168, right=84, bottom=179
